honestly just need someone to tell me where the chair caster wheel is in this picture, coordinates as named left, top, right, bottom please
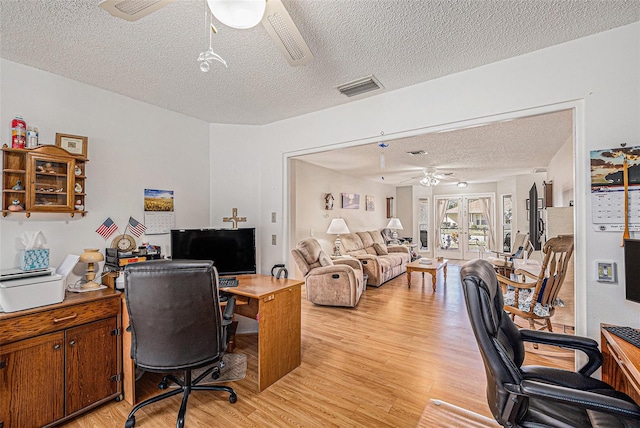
left=212, top=369, right=220, bottom=380
left=125, top=416, right=136, bottom=428
left=229, top=393, right=237, bottom=404
left=158, top=380, right=168, bottom=390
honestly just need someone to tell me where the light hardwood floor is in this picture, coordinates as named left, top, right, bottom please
left=61, top=262, right=573, bottom=427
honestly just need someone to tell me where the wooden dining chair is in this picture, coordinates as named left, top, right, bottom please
left=496, top=235, right=574, bottom=332
left=486, top=232, right=532, bottom=276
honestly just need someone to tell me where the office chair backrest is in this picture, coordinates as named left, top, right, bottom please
left=124, top=260, right=225, bottom=372
left=460, top=259, right=527, bottom=423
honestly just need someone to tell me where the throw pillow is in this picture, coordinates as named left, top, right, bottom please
left=318, top=251, right=334, bottom=267
left=373, top=242, right=388, bottom=255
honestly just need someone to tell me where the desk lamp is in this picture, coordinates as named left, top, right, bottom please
left=79, top=249, right=104, bottom=289
left=326, top=218, right=350, bottom=256
left=386, top=218, right=403, bottom=244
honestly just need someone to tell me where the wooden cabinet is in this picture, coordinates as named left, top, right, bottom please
left=0, top=290, right=121, bottom=428
left=2, top=145, right=87, bottom=217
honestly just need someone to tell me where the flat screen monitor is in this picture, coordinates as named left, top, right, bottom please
left=171, top=228, right=256, bottom=276
left=624, top=239, right=640, bottom=304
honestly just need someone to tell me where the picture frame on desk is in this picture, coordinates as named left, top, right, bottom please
left=56, top=133, right=88, bottom=158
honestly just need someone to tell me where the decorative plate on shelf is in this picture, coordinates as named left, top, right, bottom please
left=74, top=183, right=82, bottom=193
left=111, top=234, right=137, bottom=252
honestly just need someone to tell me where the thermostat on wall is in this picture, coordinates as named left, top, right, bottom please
left=597, top=261, right=617, bottom=283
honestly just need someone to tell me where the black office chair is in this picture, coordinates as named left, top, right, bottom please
left=460, top=259, right=640, bottom=427
left=123, top=260, right=238, bottom=428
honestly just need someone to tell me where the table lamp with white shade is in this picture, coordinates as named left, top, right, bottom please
left=386, top=217, right=404, bottom=244
left=326, top=218, right=350, bottom=256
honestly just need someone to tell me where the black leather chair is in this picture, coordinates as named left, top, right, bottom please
left=460, top=259, right=640, bottom=427
left=123, top=260, right=237, bottom=428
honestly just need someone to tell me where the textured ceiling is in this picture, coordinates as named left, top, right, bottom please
left=1, top=1, right=637, bottom=185
left=1, top=0, right=638, bottom=126
left=294, top=109, right=574, bottom=186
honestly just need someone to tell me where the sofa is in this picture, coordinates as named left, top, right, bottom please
left=340, top=230, right=410, bottom=287
left=291, top=238, right=364, bottom=307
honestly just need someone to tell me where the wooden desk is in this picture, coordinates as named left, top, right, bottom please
left=601, top=324, right=640, bottom=405
left=223, top=274, right=303, bottom=392
left=116, top=273, right=303, bottom=404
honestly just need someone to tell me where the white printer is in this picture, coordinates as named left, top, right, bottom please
left=0, top=268, right=64, bottom=312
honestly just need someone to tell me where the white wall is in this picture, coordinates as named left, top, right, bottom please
left=290, top=159, right=395, bottom=259
left=547, top=137, right=575, bottom=207
left=0, top=60, right=211, bottom=270
left=220, top=23, right=639, bottom=341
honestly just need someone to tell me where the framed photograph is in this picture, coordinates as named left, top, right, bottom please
left=341, top=193, right=360, bottom=209
left=366, top=195, right=375, bottom=211
left=56, top=133, right=88, bottom=158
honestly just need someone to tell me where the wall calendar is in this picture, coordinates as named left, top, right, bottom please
left=591, top=146, right=640, bottom=232
left=143, top=189, right=175, bottom=235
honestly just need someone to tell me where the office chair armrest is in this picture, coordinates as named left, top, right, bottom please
left=515, top=380, right=640, bottom=420
left=222, top=297, right=236, bottom=325
left=520, top=329, right=602, bottom=375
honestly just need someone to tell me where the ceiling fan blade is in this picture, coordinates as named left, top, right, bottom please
left=262, top=0, right=313, bottom=66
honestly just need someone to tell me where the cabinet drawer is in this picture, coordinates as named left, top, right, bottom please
left=1, top=297, right=119, bottom=345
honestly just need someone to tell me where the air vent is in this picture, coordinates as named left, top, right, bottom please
left=533, top=167, right=547, bottom=173
left=407, top=150, right=427, bottom=156
left=336, top=75, right=384, bottom=97
left=99, top=0, right=175, bottom=21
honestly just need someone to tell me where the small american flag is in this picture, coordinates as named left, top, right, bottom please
left=96, top=217, right=118, bottom=239
left=128, top=216, right=147, bottom=237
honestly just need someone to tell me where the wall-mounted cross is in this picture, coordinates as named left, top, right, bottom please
left=223, top=208, right=247, bottom=229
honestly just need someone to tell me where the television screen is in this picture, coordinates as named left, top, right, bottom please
left=171, top=228, right=256, bottom=276
left=624, top=239, right=640, bottom=304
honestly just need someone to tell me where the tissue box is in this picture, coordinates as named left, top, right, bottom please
left=19, top=249, right=50, bottom=270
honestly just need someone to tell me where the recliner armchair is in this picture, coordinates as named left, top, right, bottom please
left=460, top=259, right=640, bottom=427
left=123, top=260, right=238, bottom=428
left=291, top=238, right=364, bottom=307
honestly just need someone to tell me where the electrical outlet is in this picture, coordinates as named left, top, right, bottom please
left=271, top=212, right=276, bottom=223
left=272, top=234, right=277, bottom=245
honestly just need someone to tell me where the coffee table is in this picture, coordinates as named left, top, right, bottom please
left=406, top=259, right=448, bottom=291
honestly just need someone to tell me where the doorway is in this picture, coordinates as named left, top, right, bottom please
left=434, top=194, right=495, bottom=260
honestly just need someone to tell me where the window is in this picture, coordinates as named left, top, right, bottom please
left=502, top=195, right=513, bottom=252
left=418, top=198, right=429, bottom=251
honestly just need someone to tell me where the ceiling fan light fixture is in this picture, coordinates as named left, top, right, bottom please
left=207, top=0, right=266, bottom=29
left=420, top=175, right=440, bottom=186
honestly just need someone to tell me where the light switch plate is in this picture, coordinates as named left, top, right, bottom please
left=597, top=261, right=616, bottom=283
left=271, top=212, right=276, bottom=223
left=272, top=234, right=277, bottom=245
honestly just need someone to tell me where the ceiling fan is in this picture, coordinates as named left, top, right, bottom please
left=98, top=0, right=314, bottom=67
left=402, top=167, right=457, bottom=186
